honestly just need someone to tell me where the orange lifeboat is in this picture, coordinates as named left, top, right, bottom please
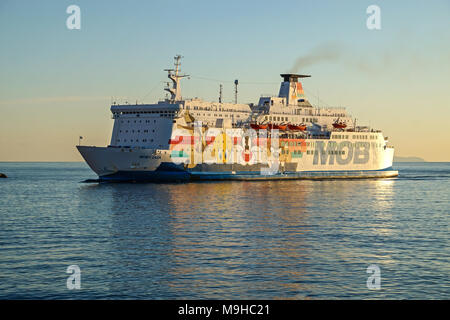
left=332, top=122, right=347, bottom=129
left=288, top=124, right=307, bottom=131
left=250, top=124, right=268, bottom=130
left=268, top=124, right=287, bottom=130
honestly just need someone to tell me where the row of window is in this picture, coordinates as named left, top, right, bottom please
left=332, top=135, right=349, bottom=139
left=116, top=139, right=154, bottom=143
left=326, top=134, right=382, bottom=140
left=352, top=135, right=378, bottom=140
left=121, top=119, right=157, bottom=124
left=188, top=106, right=248, bottom=112
left=319, top=113, right=346, bottom=117
left=116, top=113, right=175, bottom=119
left=193, top=113, right=241, bottom=118
left=119, top=129, right=154, bottom=133
left=281, top=149, right=303, bottom=155
left=306, top=150, right=346, bottom=155
left=118, top=110, right=177, bottom=115
left=263, top=115, right=318, bottom=123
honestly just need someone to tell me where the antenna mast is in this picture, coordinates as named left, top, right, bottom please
left=219, top=84, right=223, bottom=103
left=234, top=79, right=238, bottom=104
left=164, top=55, right=189, bottom=102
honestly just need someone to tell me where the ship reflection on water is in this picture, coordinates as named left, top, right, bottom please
left=78, top=177, right=400, bottom=299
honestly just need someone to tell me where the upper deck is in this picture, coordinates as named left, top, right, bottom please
left=105, top=56, right=386, bottom=149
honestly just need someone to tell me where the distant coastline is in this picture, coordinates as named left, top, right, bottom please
left=394, top=156, right=426, bottom=162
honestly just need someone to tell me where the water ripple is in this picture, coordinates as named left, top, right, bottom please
left=0, top=162, right=448, bottom=299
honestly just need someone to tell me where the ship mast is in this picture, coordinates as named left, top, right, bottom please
left=164, top=55, right=189, bottom=102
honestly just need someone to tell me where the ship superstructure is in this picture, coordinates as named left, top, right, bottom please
left=77, top=56, right=398, bottom=181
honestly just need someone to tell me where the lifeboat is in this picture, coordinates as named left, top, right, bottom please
left=267, top=123, right=287, bottom=130
left=287, top=124, right=307, bottom=131
left=332, top=122, right=347, bottom=129
left=250, top=124, right=268, bottom=130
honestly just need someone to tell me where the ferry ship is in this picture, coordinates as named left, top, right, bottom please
left=77, top=56, right=398, bottom=182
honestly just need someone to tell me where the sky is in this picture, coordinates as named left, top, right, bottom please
left=0, top=0, right=449, bottom=161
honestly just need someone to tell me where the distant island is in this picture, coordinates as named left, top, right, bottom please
left=393, top=156, right=426, bottom=162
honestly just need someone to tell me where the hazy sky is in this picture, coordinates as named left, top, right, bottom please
left=1, top=0, right=449, bottom=161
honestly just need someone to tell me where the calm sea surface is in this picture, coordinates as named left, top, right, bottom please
left=0, top=162, right=448, bottom=299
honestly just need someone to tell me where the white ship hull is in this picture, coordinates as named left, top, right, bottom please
left=77, top=136, right=398, bottom=182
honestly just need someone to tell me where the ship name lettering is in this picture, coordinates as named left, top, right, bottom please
left=313, top=141, right=369, bottom=165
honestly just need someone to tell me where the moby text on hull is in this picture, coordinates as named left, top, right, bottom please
left=77, top=56, right=398, bottom=182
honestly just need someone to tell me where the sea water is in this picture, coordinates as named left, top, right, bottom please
left=0, top=162, right=448, bottom=299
